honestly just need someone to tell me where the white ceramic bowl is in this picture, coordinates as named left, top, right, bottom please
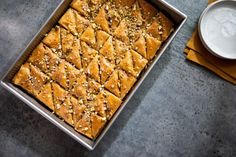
left=198, top=0, right=236, bottom=60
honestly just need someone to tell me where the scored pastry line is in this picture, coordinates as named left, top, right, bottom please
left=28, top=64, right=40, bottom=95
left=104, top=92, right=110, bottom=120
left=117, top=71, right=122, bottom=96
left=72, top=8, right=79, bottom=37
left=65, top=62, right=69, bottom=89
left=98, top=55, right=102, bottom=83
left=54, top=83, right=66, bottom=114
left=69, top=7, right=163, bottom=63
left=58, top=9, right=90, bottom=39
left=27, top=49, right=87, bottom=102
left=13, top=0, right=173, bottom=139
left=50, top=81, right=56, bottom=112
left=58, top=25, right=64, bottom=56
left=29, top=63, right=50, bottom=95
left=30, top=37, right=137, bottom=101
left=94, top=29, right=110, bottom=51
left=28, top=63, right=38, bottom=95
left=68, top=95, right=75, bottom=126
left=155, top=12, right=164, bottom=41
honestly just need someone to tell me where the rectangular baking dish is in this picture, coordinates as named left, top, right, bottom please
left=1, top=0, right=187, bottom=150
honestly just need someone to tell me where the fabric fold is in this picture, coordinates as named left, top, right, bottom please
left=184, top=0, right=236, bottom=85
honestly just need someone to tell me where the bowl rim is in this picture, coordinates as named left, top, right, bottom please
left=198, top=0, right=236, bottom=60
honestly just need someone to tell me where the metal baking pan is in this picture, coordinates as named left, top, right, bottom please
left=1, top=0, right=187, bottom=150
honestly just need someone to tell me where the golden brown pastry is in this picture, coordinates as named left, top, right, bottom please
left=13, top=0, right=173, bottom=139
left=43, top=26, right=60, bottom=49
left=95, top=6, right=110, bottom=33
left=99, top=36, right=115, bottom=63
left=146, top=34, right=162, bottom=60
left=80, top=25, right=96, bottom=46
left=95, top=30, right=110, bottom=50
left=28, top=43, right=61, bottom=74
left=92, top=90, right=122, bottom=119
left=159, top=12, right=174, bottom=41
left=91, top=113, right=106, bottom=138
left=104, top=70, right=137, bottom=99
left=119, top=49, right=148, bottom=77
left=36, top=82, right=54, bottom=110
left=138, top=0, right=158, bottom=19
left=13, top=63, right=49, bottom=96
left=114, top=19, right=129, bottom=44
left=75, top=111, right=92, bottom=138
left=59, top=8, right=78, bottom=35
left=70, top=0, right=89, bottom=17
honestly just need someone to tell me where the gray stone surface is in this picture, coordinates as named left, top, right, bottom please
left=0, top=0, right=236, bottom=156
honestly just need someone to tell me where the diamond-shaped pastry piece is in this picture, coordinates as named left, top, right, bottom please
left=75, top=111, right=92, bottom=139
left=29, top=64, right=50, bottom=93
left=68, top=70, right=101, bottom=102
left=147, top=19, right=162, bottom=40
left=119, top=70, right=136, bottom=99
left=51, top=60, right=82, bottom=89
left=107, top=7, right=122, bottom=31
left=52, top=82, right=68, bottom=108
left=80, top=25, right=96, bottom=46
left=59, top=8, right=77, bottom=35
left=80, top=42, right=98, bottom=68
left=66, top=63, right=81, bottom=87
left=114, top=40, right=127, bottom=64
left=87, top=55, right=100, bottom=83
left=100, top=37, right=115, bottom=63
left=91, top=92, right=107, bottom=118
left=36, top=83, right=54, bottom=110
left=104, top=90, right=122, bottom=119
left=65, top=38, right=82, bottom=69
left=70, top=0, right=89, bottom=17
left=61, top=28, right=82, bottom=69
left=158, top=12, right=174, bottom=41
left=28, top=43, right=61, bottom=74
left=87, top=79, right=101, bottom=97
left=55, top=95, right=74, bottom=126
left=130, top=49, right=148, bottom=76
left=114, top=19, right=129, bottom=44
left=100, top=56, right=115, bottom=84
left=146, top=34, right=162, bottom=60
left=119, top=51, right=133, bottom=75
left=51, top=60, right=68, bottom=88
left=95, top=6, right=110, bottom=33
left=104, top=70, right=120, bottom=97
left=61, top=28, right=74, bottom=55
left=71, top=96, right=87, bottom=126
left=96, top=30, right=110, bottom=50
left=93, top=90, right=122, bottom=119
left=119, top=49, right=148, bottom=77
left=104, top=69, right=137, bottom=99
left=13, top=63, right=49, bottom=96
left=74, top=10, right=90, bottom=35
left=70, top=71, right=87, bottom=100
left=133, top=34, right=146, bottom=58
left=43, top=26, right=61, bottom=49
left=91, top=113, right=106, bottom=138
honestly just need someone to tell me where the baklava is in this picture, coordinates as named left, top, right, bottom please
left=13, top=0, right=173, bottom=139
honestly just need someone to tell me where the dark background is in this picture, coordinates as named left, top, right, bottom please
left=0, top=0, right=236, bottom=156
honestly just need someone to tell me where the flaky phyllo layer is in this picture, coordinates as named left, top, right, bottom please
left=13, top=0, right=173, bottom=139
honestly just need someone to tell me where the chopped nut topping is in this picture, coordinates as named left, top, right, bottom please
left=13, top=0, right=173, bottom=139
left=56, top=104, right=61, bottom=109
